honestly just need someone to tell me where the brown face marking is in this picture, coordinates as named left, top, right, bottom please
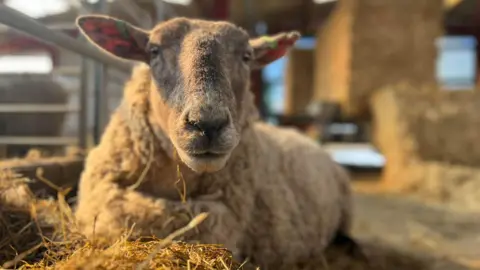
left=146, top=20, right=251, bottom=119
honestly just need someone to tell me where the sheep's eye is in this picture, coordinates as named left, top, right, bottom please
left=149, top=45, right=160, bottom=57
left=242, top=52, right=252, bottom=62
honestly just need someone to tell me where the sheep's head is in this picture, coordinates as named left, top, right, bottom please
left=76, top=15, right=300, bottom=173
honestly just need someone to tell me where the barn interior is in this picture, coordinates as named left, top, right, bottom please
left=0, top=0, right=480, bottom=269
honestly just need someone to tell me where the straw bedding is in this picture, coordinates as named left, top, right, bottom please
left=0, top=162, right=471, bottom=270
left=0, top=169, right=249, bottom=270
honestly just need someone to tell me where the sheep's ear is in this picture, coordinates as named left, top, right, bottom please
left=76, top=15, right=149, bottom=63
left=249, top=31, right=301, bottom=69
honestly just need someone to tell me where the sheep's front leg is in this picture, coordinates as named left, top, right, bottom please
left=75, top=182, right=193, bottom=242
left=76, top=181, right=243, bottom=259
left=181, top=198, right=244, bottom=260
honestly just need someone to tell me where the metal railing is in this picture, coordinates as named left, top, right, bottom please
left=0, top=5, right=132, bottom=72
left=0, top=104, right=79, bottom=113
left=0, top=3, right=133, bottom=155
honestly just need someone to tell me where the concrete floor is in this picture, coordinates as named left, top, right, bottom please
left=351, top=192, right=480, bottom=270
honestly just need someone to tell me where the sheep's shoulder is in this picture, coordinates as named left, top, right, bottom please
left=242, top=122, right=350, bottom=261
left=251, top=122, right=349, bottom=203
left=85, top=111, right=141, bottom=167
left=79, top=110, right=153, bottom=196
left=250, top=122, right=345, bottom=194
left=252, top=122, right=330, bottom=160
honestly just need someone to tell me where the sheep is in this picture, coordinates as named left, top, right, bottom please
left=73, top=15, right=360, bottom=269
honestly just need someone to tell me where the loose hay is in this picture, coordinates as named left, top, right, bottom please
left=2, top=162, right=470, bottom=270
left=0, top=169, right=248, bottom=270
left=0, top=169, right=48, bottom=265
left=24, top=240, right=244, bottom=270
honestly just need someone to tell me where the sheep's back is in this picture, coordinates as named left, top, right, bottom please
left=244, top=122, right=352, bottom=267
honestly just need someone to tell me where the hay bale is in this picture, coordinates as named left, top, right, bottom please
left=371, top=84, right=480, bottom=168
left=369, top=86, right=416, bottom=190
left=284, top=48, right=315, bottom=115
left=313, top=0, right=353, bottom=116
left=0, top=74, right=69, bottom=158
left=313, top=0, right=443, bottom=118
left=410, top=161, right=480, bottom=212
left=370, top=85, right=480, bottom=211
left=407, top=91, right=480, bottom=166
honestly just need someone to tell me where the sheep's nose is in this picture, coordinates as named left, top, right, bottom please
left=186, top=115, right=229, bottom=141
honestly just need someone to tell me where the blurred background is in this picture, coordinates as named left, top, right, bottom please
left=0, top=0, right=480, bottom=268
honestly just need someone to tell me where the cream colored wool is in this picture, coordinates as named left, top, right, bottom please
left=74, top=16, right=354, bottom=270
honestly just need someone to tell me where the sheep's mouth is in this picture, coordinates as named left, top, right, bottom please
left=189, top=152, right=226, bottom=160
left=179, top=150, right=231, bottom=173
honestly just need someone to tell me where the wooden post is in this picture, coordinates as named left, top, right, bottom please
left=78, top=57, right=89, bottom=150
left=92, top=0, right=110, bottom=144
left=92, top=63, right=107, bottom=144
left=284, top=48, right=315, bottom=115
left=475, top=0, right=480, bottom=89
left=212, top=0, right=230, bottom=20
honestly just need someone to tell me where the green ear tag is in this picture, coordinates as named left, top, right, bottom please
left=115, top=20, right=130, bottom=39
left=261, top=36, right=278, bottom=49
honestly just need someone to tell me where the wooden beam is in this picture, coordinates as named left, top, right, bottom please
left=475, top=0, right=480, bottom=89
left=0, top=104, right=79, bottom=113
left=212, top=0, right=230, bottom=20
left=313, top=0, right=461, bottom=10
left=0, top=136, right=78, bottom=145
left=92, top=0, right=110, bottom=145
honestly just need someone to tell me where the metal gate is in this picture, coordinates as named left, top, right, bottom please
left=0, top=3, right=133, bottom=156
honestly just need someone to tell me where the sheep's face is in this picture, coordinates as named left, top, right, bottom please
left=76, top=15, right=300, bottom=173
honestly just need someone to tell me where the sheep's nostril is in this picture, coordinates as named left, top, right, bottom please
left=186, top=120, right=201, bottom=131
left=186, top=116, right=229, bottom=140
left=185, top=114, right=201, bottom=131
